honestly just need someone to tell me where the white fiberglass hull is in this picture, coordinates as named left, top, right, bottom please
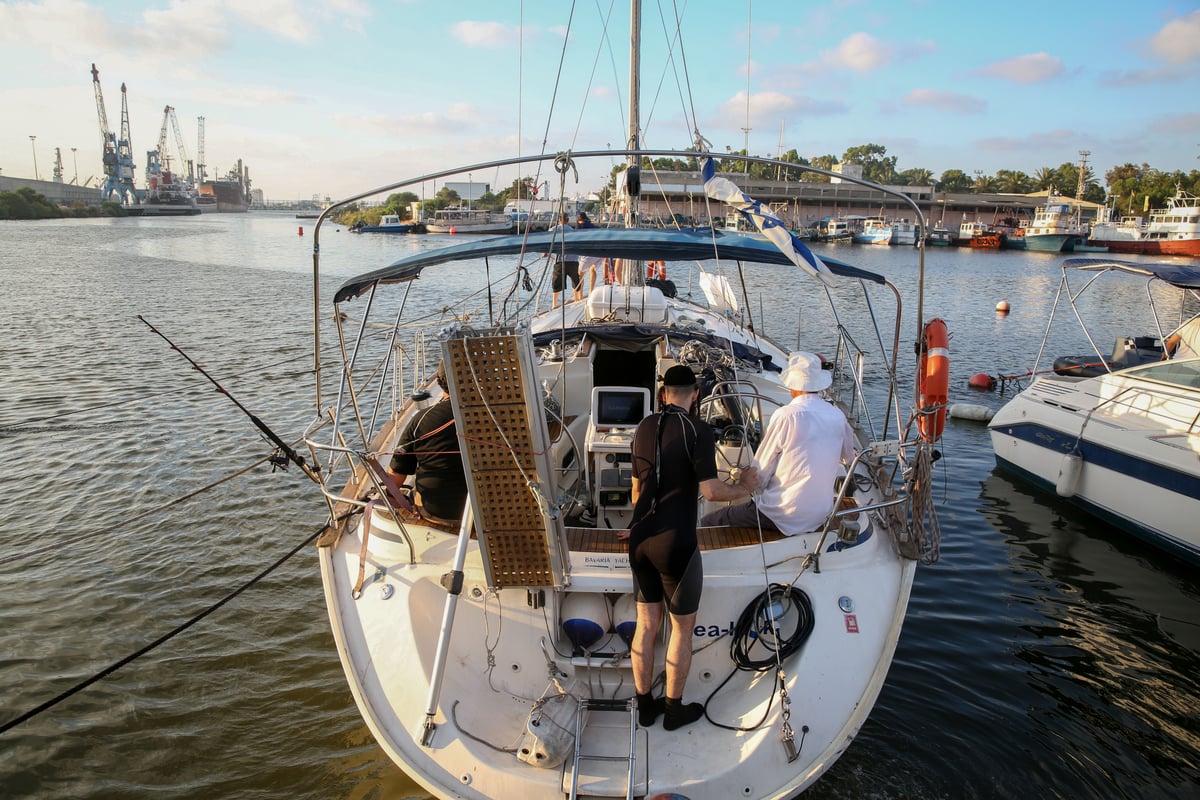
left=989, top=370, right=1200, bottom=564
left=320, top=508, right=914, bottom=800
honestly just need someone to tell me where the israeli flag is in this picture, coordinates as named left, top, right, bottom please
left=701, top=157, right=837, bottom=286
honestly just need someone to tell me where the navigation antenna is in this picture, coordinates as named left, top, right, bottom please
left=1075, top=150, right=1090, bottom=200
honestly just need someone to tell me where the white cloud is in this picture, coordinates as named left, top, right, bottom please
left=821, top=32, right=894, bottom=73
left=451, top=20, right=521, bottom=48
left=975, top=128, right=1079, bottom=153
left=1148, top=9, right=1200, bottom=64
left=1100, top=64, right=1188, bottom=87
left=340, top=102, right=486, bottom=137
left=975, top=52, right=1065, bottom=84
left=904, top=89, right=986, bottom=114
left=0, top=0, right=122, bottom=50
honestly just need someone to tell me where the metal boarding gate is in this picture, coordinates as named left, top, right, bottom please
left=441, top=326, right=568, bottom=588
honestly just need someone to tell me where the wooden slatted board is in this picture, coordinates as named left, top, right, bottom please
left=565, top=526, right=786, bottom=553
left=446, top=332, right=558, bottom=587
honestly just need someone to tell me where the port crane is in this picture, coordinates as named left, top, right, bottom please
left=195, top=116, right=207, bottom=185
left=147, top=105, right=195, bottom=189
left=90, top=63, right=138, bottom=205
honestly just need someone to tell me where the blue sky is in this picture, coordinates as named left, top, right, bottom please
left=1, top=0, right=1198, bottom=202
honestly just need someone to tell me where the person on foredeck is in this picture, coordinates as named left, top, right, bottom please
left=622, top=365, right=759, bottom=731
left=574, top=212, right=603, bottom=294
left=550, top=213, right=581, bottom=307
left=699, top=351, right=855, bottom=535
left=385, top=364, right=468, bottom=525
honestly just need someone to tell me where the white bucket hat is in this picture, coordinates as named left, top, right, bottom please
left=780, top=351, right=831, bottom=392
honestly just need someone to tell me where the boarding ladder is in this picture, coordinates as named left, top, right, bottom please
left=440, top=326, right=567, bottom=588
left=566, top=697, right=643, bottom=800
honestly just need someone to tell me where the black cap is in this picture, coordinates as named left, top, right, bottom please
left=662, top=365, right=697, bottom=387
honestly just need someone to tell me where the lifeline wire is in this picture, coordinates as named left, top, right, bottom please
left=0, top=520, right=337, bottom=735
left=0, top=447, right=302, bottom=569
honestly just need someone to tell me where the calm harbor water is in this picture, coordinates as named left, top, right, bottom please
left=1, top=214, right=1197, bottom=799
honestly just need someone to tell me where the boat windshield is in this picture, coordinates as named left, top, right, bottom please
left=1126, top=359, right=1200, bottom=389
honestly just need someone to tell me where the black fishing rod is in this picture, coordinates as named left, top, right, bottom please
left=137, top=315, right=321, bottom=484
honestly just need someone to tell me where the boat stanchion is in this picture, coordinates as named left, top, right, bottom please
left=419, top=505, right=475, bottom=747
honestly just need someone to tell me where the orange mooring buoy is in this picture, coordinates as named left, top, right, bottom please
left=995, top=299, right=1010, bottom=314
left=968, top=373, right=997, bottom=390
left=449, top=226, right=458, bottom=235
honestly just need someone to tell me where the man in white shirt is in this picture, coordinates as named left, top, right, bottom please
left=699, top=351, right=855, bottom=535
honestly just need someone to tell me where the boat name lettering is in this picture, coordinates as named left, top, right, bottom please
left=583, top=555, right=626, bottom=568
left=694, top=621, right=737, bottom=637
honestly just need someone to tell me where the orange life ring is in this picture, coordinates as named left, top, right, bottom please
left=918, top=318, right=950, bottom=442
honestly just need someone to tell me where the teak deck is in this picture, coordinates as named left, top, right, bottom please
left=565, top=525, right=786, bottom=553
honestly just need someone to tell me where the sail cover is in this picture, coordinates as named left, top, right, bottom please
left=700, top=156, right=837, bottom=286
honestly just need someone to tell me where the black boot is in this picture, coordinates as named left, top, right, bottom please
left=636, top=692, right=665, bottom=727
left=663, top=697, right=704, bottom=730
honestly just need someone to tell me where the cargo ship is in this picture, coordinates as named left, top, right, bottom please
left=198, top=159, right=252, bottom=212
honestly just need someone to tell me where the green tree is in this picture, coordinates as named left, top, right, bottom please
left=896, top=167, right=934, bottom=186
left=937, top=169, right=972, bottom=192
left=774, top=148, right=810, bottom=182
left=1033, top=166, right=1057, bottom=191
left=384, top=191, right=419, bottom=219
left=840, top=143, right=898, bottom=184
left=973, top=174, right=998, bottom=193
left=993, top=169, right=1033, bottom=193
left=0, top=187, right=62, bottom=219
left=420, top=186, right=460, bottom=215
left=807, top=154, right=839, bottom=182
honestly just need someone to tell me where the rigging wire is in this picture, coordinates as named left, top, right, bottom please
left=0, top=349, right=320, bottom=432
left=0, top=518, right=337, bottom=735
left=0, top=450, right=290, bottom=568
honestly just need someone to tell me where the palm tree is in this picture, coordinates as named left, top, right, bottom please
left=1033, top=167, right=1057, bottom=191
left=993, top=170, right=1033, bottom=193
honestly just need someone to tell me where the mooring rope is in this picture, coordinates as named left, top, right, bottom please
left=0, top=518, right=340, bottom=735
left=0, top=448, right=300, bottom=568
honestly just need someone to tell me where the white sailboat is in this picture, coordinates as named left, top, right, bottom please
left=303, top=5, right=947, bottom=798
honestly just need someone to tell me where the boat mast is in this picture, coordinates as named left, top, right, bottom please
left=623, top=0, right=646, bottom=286
left=626, top=0, right=640, bottom=227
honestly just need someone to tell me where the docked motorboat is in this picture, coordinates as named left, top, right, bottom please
left=301, top=5, right=948, bottom=798
left=350, top=213, right=414, bottom=234
left=425, top=207, right=513, bottom=234
left=1086, top=187, right=1200, bottom=258
left=989, top=258, right=1200, bottom=565
left=1024, top=194, right=1085, bottom=252
left=851, top=217, right=893, bottom=245
left=890, top=219, right=918, bottom=246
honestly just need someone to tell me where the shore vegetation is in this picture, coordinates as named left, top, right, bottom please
left=0, top=187, right=138, bottom=220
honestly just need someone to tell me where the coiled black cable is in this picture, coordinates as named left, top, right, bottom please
left=730, top=583, right=815, bottom=669
left=705, top=583, right=815, bottom=731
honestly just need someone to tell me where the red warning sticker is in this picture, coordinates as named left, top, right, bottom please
left=845, top=614, right=859, bottom=633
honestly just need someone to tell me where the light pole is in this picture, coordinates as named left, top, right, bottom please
left=71, top=147, right=78, bottom=184
left=29, top=135, right=39, bottom=180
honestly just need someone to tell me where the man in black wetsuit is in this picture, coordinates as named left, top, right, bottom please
left=386, top=364, right=468, bottom=525
left=625, top=365, right=759, bottom=730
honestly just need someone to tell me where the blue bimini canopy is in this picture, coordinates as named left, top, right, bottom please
left=333, top=227, right=886, bottom=303
left=1062, top=258, right=1200, bottom=290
